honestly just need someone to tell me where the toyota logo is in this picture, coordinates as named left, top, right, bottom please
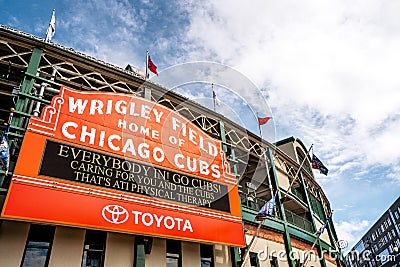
left=102, top=204, right=129, bottom=224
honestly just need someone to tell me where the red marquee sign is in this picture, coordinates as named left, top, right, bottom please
left=2, top=86, right=245, bottom=247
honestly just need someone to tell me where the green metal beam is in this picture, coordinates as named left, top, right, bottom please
left=135, top=243, right=145, bottom=267
left=231, top=247, right=241, bottom=267
left=12, top=47, right=43, bottom=130
left=241, top=208, right=285, bottom=232
left=17, top=92, right=51, bottom=104
left=219, top=121, right=239, bottom=185
left=268, top=147, right=295, bottom=267
left=299, top=172, right=327, bottom=267
left=317, top=189, right=343, bottom=267
left=287, top=225, right=317, bottom=244
left=24, top=72, right=61, bottom=87
left=219, top=120, right=244, bottom=267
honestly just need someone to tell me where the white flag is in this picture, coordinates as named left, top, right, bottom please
left=213, top=90, right=221, bottom=106
left=45, top=9, right=56, bottom=42
left=212, top=84, right=221, bottom=107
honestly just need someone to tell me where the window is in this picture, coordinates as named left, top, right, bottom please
left=200, top=244, right=214, bottom=267
left=355, top=241, right=365, bottom=253
left=270, top=256, right=279, bottom=267
left=21, top=224, right=55, bottom=267
left=395, top=210, right=399, bottom=220
left=387, top=218, right=392, bottom=226
left=378, top=249, right=389, bottom=264
left=249, top=252, right=259, bottom=267
left=81, top=230, right=107, bottom=267
left=372, top=233, right=376, bottom=240
left=166, top=239, right=181, bottom=267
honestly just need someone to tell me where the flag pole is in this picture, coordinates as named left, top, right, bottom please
left=212, top=83, right=216, bottom=112
left=145, top=50, right=149, bottom=81
left=303, top=237, right=319, bottom=267
left=240, top=188, right=277, bottom=267
left=303, top=210, right=333, bottom=267
left=257, top=112, right=262, bottom=137
left=240, top=219, right=264, bottom=267
left=282, top=144, right=313, bottom=199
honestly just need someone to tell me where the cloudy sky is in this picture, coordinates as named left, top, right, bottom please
left=2, top=0, right=400, bottom=249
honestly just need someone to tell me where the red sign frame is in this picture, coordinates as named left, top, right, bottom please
left=1, top=86, right=245, bottom=247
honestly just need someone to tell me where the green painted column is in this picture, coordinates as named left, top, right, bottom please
left=298, top=172, right=327, bottom=267
left=219, top=121, right=227, bottom=149
left=231, top=247, right=242, bottom=267
left=2, top=47, right=43, bottom=178
left=219, top=121, right=238, bottom=177
left=268, top=147, right=295, bottom=267
left=135, top=243, right=145, bottom=267
left=219, top=121, right=242, bottom=267
left=317, top=190, right=343, bottom=267
left=12, top=47, right=43, bottom=130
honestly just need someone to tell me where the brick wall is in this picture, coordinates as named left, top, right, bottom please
left=245, top=224, right=338, bottom=265
left=244, top=224, right=285, bottom=244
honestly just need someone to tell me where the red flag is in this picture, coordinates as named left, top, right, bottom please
left=258, top=116, right=271, bottom=125
left=148, top=54, right=158, bottom=75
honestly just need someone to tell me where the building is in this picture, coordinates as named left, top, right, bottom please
left=345, top=197, right=400, bottom=267
left=0, top=25, right=343, bottom=267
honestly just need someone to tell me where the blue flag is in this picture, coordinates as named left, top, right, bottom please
left=315, top=213, right=332, bottom=235
left=255, top=196, right=275, bottom=221
left=0, top=135, right=9, bottom=174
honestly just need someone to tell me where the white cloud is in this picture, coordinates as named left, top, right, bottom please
left=334, top=220, right=369, bottom=250
left=177, top=0, right=400, bottom=180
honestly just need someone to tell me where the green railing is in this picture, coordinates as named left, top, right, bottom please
left=239, top=192, right=283, bottom=220
left=240, top=192, right=313, bottom=233
left=285, top=209, right=313, bottom=232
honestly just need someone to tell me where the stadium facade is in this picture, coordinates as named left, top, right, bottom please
left=0, top=25, right=343, bottom=267
left=345, top=197, right=400, bottom=267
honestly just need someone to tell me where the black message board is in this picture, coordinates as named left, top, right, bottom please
left=39, top=140, right=231, bottom=213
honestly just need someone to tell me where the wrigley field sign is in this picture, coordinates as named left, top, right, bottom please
left=1, top=86, right=245, bottom=246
